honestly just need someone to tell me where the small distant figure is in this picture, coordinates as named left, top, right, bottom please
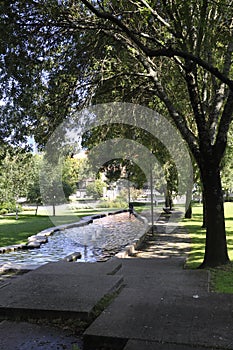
left=129, top=202, right=134, bottom=218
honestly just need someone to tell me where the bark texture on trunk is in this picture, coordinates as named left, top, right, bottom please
left=185, top=183, right=193, bottom=219
left=199, top=166, right=229, bottom=268
left=165, top=187, right=173, bottom=209
left=202, top=191, right=206, bottom=228
left=185, top=203, right=192, bottom=219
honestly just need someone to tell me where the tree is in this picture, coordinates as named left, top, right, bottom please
left=83, top=123, right=178, bottom=199
left=62, top=156, right=80, bottom=194
left=26, top=155, right=43, bottom=214
left=221, top=125, right=233, bottom=200
left=86, top=179, right=105, bottom=199
left=1, top=1, right=233, bottom=267
left=0, top=148, right=33, bottom=202
left=27, top=154, right=89, bottom=214
left=67, top=0, right=233, bottom=268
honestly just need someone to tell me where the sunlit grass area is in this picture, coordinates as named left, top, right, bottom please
left=212, top=203, right=233, bottom=293
left=183, top=202, right=233, bottom=293
left=0, top=214, right=54, bottom=247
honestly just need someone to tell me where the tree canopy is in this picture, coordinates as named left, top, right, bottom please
left=1, top=1, right=233, bottom=267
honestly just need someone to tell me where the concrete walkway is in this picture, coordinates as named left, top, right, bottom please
left=83, top=223, right=233, bottom=349
left=1, top=215, right=233, bottom=349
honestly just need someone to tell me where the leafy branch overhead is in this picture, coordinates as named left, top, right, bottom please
left=1, top=1, right=233, bottom=267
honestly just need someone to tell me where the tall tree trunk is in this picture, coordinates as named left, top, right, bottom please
left=199, top=166, right=229, bottom=268
left=165, top=186, right=173, bottom=209
left=185, top=177, right=193, bottom=218
left=202, top=190, right=206, bottom=228
left=185, top=201, right=192, bottom=219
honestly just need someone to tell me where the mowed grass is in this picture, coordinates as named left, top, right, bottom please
left=183, top=202, right=233, bottom=293
left=182, top=204, right=206, bottom=269
left=0, top=214, right=54, bottom=247
left=0, top=206, right=117, bottom=247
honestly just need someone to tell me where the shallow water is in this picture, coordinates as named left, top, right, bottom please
left=0, top=213, right=147, bottom=268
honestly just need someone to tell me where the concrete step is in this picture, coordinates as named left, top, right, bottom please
left=83, top=288, right=233, bottom=350
left=83, top=259, right=232, bottom=350
left=0, top=260, right=123, bottom=322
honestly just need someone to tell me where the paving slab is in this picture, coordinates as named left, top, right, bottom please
left=0, top=320, right=82, bottom=350
left=114, top=258, right=209, bottom=295
left=123, top=339, right=209, bottom=350
left=83, top=258, right=233, bottom=350
left=0, top=260, right=123, bottom=322
left=85, top=298, right=233, bottom=350
left=34, top=257, right=122, bottom=276
left=2, top=219, right=233, bottom=350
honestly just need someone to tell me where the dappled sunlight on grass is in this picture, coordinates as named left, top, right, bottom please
left=224, top=202, right=233, bottom=262
left=182, top=204, right=206, bottom=268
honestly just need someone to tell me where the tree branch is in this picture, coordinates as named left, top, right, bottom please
left=214, top=91, right=233, bottom=162
left=80, top=0, right=233, bottom=90
left=137, top=0, right=171, bottom=29
left=148, top=48, right=233, bottom=90
left=184, top=64, right=211, bottom=148
left=140, top=58, right=200, bottom=160
left=80, top=0, right=153, bottom=56
left=209, top=38, right=233, bottom=143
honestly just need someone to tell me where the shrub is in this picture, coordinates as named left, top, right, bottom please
left=0, top=202, right=22, bottom=215
left=97, top=197, right=127, bottom=209
left=86, top=179, right=105, bottom=199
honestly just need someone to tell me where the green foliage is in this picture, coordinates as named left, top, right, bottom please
left=27, top=180, right=42, bottom=205
left=0, top=148, right=35, bottom=205
left=86, top=179, right=105, bottom=199
left=96, top=188, right=142, bottom=208
left=100, top=159, right=147, bottom=189
left=83, top=123, right=174, bottom=191
left=0, top=202, right=22, bottom=215
left=62, top=180, right=75, bottom=199
left=26, top=155, right=43, bottom=204
left=0, top=0, right=233, bottom=266
left=97, top=197, right=127, bottom=209
left=62, top=156, right=82, bottom=189
left=27, top=154, right=92, bottom=205
left=29, top=154, right=91, bottom=205
left=221, top=125, right=233, bottom=198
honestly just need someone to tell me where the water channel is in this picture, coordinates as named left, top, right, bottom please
left=0, top=213, right=148, bottom=269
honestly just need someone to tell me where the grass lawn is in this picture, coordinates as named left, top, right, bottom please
left=0, top=206, right=120, bottom=247
left=0, top=214, right=54, bottom=247
left=183, top=202, right=233, bottom=293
